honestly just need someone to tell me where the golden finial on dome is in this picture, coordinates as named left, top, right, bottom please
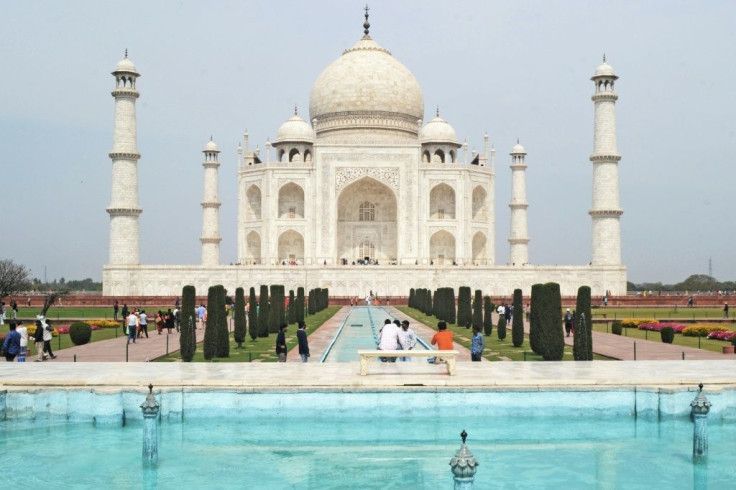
left=363, top=5, right=370, bottom=36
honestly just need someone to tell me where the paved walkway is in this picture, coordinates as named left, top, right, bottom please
left=40, top=327, right=206, bottom=362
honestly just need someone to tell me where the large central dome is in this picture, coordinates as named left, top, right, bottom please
left=309, top=35, right=424, bottom=142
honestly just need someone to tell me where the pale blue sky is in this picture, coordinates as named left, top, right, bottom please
left=1, top=0, right=734, bottom=284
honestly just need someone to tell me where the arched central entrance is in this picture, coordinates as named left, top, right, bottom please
left=337, top=177, right=397, bottom=263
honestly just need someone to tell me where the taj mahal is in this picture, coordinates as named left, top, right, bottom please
left=103, top=11, right=626, bottom=297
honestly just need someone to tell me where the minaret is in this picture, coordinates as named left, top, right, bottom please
left=107, top=51, right=142, bottom=265
left=589, top=56, right=623, bottom=265
left=200, top=138, right=222, bottom=266
left=508, top=140, right=529, bottom=266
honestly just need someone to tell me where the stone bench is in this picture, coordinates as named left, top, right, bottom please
left=358, top=350, right=459, bottom=376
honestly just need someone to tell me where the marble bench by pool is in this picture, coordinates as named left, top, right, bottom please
left=358, top=350, right=459, bottom=375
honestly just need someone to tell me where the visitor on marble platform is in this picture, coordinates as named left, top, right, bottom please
left=276, top=324, right=288, bottom=362
left=471, top=325, right=485, bottom=362
left=127, top=311, right=138, bottom=344
left=42, top=320, right=56, bottom=359
left=1, top=322, right=20, bottom=362
left=297, top=321, right=309, bottom=362
left=16, top=321, right=27, bottom=362
left=428, top=321, right=453, bottom=364
left=399, top=320, right=417, bottom=362
left=377, top=319, right=403, bottom=362
left=564, top=309, right=574, bottom=337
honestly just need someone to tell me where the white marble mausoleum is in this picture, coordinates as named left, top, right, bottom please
left=103, top=14, right=626, bottom=297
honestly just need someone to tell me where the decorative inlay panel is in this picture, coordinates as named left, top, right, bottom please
left=335, top=167, right=399, bottom=192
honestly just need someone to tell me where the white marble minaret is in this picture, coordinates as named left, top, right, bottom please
left=589, top=57, right=623, bottom=265
left=200, top=138, right=222, bottom=266
left=107, top=52, right=142, bottom=265
left=508, top=140, right=529, bottom=266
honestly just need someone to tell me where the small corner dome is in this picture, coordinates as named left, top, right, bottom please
left=593, top=61, right=616, bottom=78
left=511, top=142, right=526, bottom=154
left=114, top=57, right=138, bottom=74
left=204, top=139, right=219, bottom=152
left=420, top=116, right=458, bottom=145
left=274, top=115, right=314, bottom=144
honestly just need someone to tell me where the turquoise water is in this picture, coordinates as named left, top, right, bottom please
left=1, top=415, right=732, bottom=488
left=322, top=306, right=428, bottom=362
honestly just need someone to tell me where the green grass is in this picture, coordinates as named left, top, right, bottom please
left=592, top=323, right=734, bottom=354
left=589, top=307, right=733, bottom=320
left=396, top=307, right=608, bottom=361
left=156, top=306, right=341, bottom=362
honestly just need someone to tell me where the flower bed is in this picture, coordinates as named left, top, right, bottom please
left=90, top=320, right=120, bottom=329
left=638, top=323, right=687, bottom=333
left=682, top=324, right=730, bottom=337
left=707, top=330, right=736, bottom=342
left=622, top=319, right=658, bottom=329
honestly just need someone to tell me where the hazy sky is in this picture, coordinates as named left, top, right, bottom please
left=1, top=0, right=735, bottom=284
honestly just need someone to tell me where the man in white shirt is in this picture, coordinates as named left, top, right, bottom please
left=16, top=321, right=28, bottom=362
left=378, top=319, right=404, bottom=362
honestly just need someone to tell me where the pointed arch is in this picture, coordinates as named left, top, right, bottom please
left=278, top=182, right=305, bottom=219
left=432, top=149, right=446, bottom=163
left=472, top=231, right=487, bottom=263
left=278, top=230, right=304, bottom=264
left=430, top=183, right=456, bottom=219
left=429, top=230, right=456, bottom=265
left=472, top=185, right=488, bottom=221
left=246, top=230, right=261, bottom=265
left=288, top=148, right=301, bottom=162
left=245, top=185, right=262, bottom=220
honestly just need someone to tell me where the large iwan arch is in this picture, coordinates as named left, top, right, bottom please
left=336, top=177, right=397, bottom=262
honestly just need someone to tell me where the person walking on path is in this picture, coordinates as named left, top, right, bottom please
left=1, top=322, right=21, bottom=362
left=33, top=319, right=45, bottom=361
left=471, top=325, right=485, bottom=361
left=113, top=300, right=119, bottom=321
left=724, top=303, right=729, bottom=319
left=16, top=321, right=27, bottom=362
left=139, top=310, right=149, bottom=338
left=127, top=311, right=138, bottom=344
left=165, top=309, right=175, bottom=334
left=276, top=324, right=288, bottom=362
left=121, top=303, right=129, bottom=324
left=399, top=320, right=417, bottom=362
left=42, top=320, right=56, bottom=359
left=564, top=309, right=574, bottom=337
left=296, top=321, right=309, bottom=362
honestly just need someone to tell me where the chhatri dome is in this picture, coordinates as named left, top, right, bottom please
left=309, top=12, right=424, bottom=142
left=420, top=110, right=458, bottom=144
left=274, top=109, right=315, bottom=144
left=113, top=50, right=138, bottom=75
left=593, top=56, right=617, bottom=78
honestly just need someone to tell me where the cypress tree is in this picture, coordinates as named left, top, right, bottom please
left=512, top=288, right=524, bottom=348
left=307, top=289, right=315, bottom=315
left=203, top=285, right=218, bottom=360
left=409, top=288, right=415, bottom=308
left=296, top=287, right=305, bottom=323
left=574, top=286, right=593, bottom=361
left=483, top=296, right=493, bottom=337
left=234, top=287, right=246, bottom=348
left=258, top=285, right=269, bottom=337
left=446, top=288, right=456, bottom=324
left=269, top=285, right=285, bottom=333
left=472, top=290, right=483, bottom=331
left=215, top=285, right=229, bottom=358
left=541, top=282, right=564, bottom=361
left=497, top=315, right=507, bottom=340
left=529, top=283, right=543, bottom=355
left=180, top=285, right=196, bottom=362
left=288, top=290, right=296, bottom=324
left=248, top=287, right=258, bottom=341
left=458, top=286, right=472, bottom=328
left=323, top=288, right=329, bottom=310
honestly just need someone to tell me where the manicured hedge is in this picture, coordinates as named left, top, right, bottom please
left=512, top=289, right=524, bottom=347
left=69, top=322, right=92, bottom=346
left=233, top=287, right=246, bottom=348
left=573, top=286, right=592, bottom=361
left=180, top=285, right=196, bottom=361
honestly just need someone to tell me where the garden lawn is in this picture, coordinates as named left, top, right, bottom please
left=592, top=323, right=734, bottom=354
left=396, top=307, right=608, bottom=361
left=156, top=306, right=340, bottom=362
left=8, top=306, right=169, bottom=320
left=0, top=324, right=123, bottom=350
